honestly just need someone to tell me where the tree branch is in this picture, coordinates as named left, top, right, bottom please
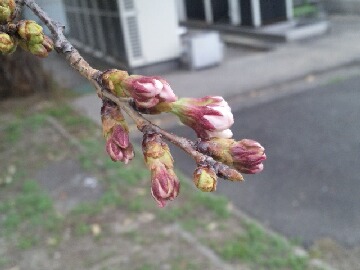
left=23, top=0, right=100, bottom=83
left=17, top=0, right=245, bottom=183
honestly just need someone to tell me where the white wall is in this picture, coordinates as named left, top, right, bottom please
left=135, top=0, right=181, bottom=65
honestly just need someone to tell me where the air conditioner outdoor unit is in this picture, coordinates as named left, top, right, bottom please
left=119, top=0, right=181, bottom=70
left=181, top=31, right=224, bottom=70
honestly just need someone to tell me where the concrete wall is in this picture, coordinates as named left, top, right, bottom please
left=322, top=0, right=360, bottom=14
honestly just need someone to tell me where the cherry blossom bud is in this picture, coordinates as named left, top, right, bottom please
left=105, top=128, right=134, bottom=164
left=151, top=163, right=180, bottom=208
left=143, top=133, right=179, bottom=207
left=193, top=166, right=217, bottom=192
left=106, top=139, right=123, bottom=162
left=142, top=133, right=173, bottom=169
left=170, top=96, right=234, bottom=139
left=197, top=138, right=266, bottom=174
left=122, top=75, right=177, bottom=109
left=0, top=32, right=17, bottom=55
left=102, top=101, right=134, bottom=164
left=101, top=101, right=128, bottom=138
left=0, top=0, right=15, bottom=22
left=101, top=69, right=129, bottom=97
left=231, top=139, right=266, bottom=174
left=18, top=20, right=44, bottom=45
left=197, top=138, right=234, bottom=164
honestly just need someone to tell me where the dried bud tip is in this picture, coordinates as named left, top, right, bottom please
left=217, top=165, right=244, bottom=182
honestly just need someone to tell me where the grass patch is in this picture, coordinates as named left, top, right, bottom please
left=191, top=192, right=230, bottom=219
left=3, top=120, right=22, bottom=144
left=136, top=264, right=156, bottom=270
left=216, top=222, right=308, bottom=269
left=294, top=4, right=318, bottom=17
left=0, top=180, right=61, bottom=249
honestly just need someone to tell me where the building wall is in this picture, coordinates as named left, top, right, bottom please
left=322, top=0, right=360, bottom=14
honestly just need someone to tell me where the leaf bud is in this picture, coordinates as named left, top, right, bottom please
left=0, top=32, right=17, bottom=54
left=18, top=20, right=44, bottom=45
left=101, top=69, right=129, bottom=97
left=193, top=166, right=217, bottom=192
left=0, top=0, right=15, bottom=22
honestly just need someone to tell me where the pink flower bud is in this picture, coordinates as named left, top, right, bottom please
left=231, top=139, right=266, bottom=174
left=106, top=139, right=123, bottom=162
left=105, top=136, right=134, bottom=164
left=197, top=138, right=266, bottom=175
left=171, top=96, right=234, bottom=139
left=143, top=133, right=180, bottom=207
left=112, top=125, right=129, bottom=149
left=102, top=101, right=134, bottom=164
left=151, top=163, right=180, bottom=208
left=122, top=75, right=177, bottom=109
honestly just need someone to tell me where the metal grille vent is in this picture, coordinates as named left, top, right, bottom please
left=126, top=16, right=142, bottom=58
left=124, top=0, right=135, bottom=10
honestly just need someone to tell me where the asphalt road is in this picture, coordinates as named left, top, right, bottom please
left=170, top=75, right=360, bottom=247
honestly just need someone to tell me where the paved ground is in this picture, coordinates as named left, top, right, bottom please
left=170, top=74, right=360, bottom=247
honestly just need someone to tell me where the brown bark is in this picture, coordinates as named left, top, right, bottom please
left=0, top=49, right=50, bottom=98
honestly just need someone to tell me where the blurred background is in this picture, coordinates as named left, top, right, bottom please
left=1, top=0, right=360, bottom=269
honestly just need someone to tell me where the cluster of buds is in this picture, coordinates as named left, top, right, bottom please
left=0, top=0, right=15, bottom=23
left=142, top=133, right=180, bottom=207
left=0, top=32, right=16, bottom=54
left=101, top=101, right=134, bottom=164
left=197, top=138, right=266, bottom=174
left=17, top=20, right=54, bottom=57
left=99, top=69, right=265, bottom=205
left=1, top=0, right=267, bottom=209
left=170, top=96, right=234, bottom=139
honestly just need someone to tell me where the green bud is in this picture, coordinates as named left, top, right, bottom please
left=18, top=20, right=44, bottom=44
left=20, top=35, right=53, bottom=57
left=28, top=43, right=48, bottom=57
left=193, top=166, right=217, bottom=192
left=0, top=32, right=17, bottom=55
left=101, top=69, right=129, bottom=97
left=0, top=0, right=16, bottom=23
